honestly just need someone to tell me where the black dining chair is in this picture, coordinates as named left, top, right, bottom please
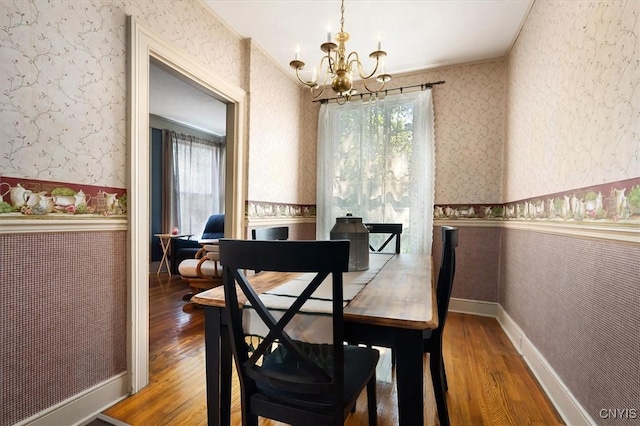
left=219, top=239, right=379, bottom=426
left=251, top=226, right=289, bottom=274
left=365, top=223, right=402, bottom=254
left=423, top=225, right=458, bottom=426
left=251, top=226, right=289, bottom=241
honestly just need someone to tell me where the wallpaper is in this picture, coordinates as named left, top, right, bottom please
left=1, top=231, right=127, bottom=426
left=505, top=0, right=640, bottom=202
left=500, top=229, right=639, bottom=425
left=0, top=0, right=245, bottom=189
left=247, top=41, right=316, bottom=205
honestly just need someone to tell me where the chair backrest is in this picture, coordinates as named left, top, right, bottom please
left=251, top=226, right=289, bottom=273
left=435, top=226, right=458, bottom=334
left=251, top=226, right=289, bottom=241
left=219, top=239, right=350, bottom=415
left=365, top=223, right=403, bottom=253
left=202, top=214, right=225, bottom=239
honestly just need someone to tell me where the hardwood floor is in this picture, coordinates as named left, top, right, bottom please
left=103, top=273, right=564, bottom=425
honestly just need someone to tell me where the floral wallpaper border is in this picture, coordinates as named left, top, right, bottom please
left=246, top=178, right=640, bottom=226
left=0, top=176, right=127, bottom=217
left=8, top=176, right=634, bottom=224
left=246, top=200, right=316, bottom=219
left=434, top=178, right=640, bottom=224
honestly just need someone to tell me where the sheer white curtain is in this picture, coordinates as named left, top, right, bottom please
left=317, top=89, right=435, bottom=254
left=163, top=131, right=225, bottom=237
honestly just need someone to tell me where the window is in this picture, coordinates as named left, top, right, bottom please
left=317, top=90, right=435, bottom=254
left=164, top=131, right=225, bottom=236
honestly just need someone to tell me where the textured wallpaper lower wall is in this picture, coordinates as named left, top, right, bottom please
left=499, top=229, right=639, bottom=425
left=432, top=225, right=500, bottom=302
left=0, top=231, right=127, bottom=426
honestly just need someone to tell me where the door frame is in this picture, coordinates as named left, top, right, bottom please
left=127, top=17, right=247, bottom=392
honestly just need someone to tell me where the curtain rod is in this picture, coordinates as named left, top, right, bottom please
left=315, top=80, right=445, bottom=104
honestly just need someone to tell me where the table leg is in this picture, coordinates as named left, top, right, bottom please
left=220, top=321, right=232, bottom=424
left=157, top=236, right=172, bottom=276
left=204, top=305, right=233, bottom=426
left=395, top=328, right=424, bottom=426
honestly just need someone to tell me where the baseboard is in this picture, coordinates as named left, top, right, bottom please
left=496, top=306, right=596, bottom=426
left=80, top=414, right=131, bottom=426
left=18, top=373, right=129, bottom=426
left=449, top=297, right=499, bottom=317
left=494, top=303, right=523, bottom=353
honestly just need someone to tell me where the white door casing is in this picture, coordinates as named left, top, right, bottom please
left=127, top=17, right=247, bottom=392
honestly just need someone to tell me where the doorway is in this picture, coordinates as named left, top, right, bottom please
left=128, top=17, right=247, bottom=393
left=148, top=59, right=228, bottom=270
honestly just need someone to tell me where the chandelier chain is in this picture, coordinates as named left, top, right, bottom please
left=340, top=0, right=345, bottom=33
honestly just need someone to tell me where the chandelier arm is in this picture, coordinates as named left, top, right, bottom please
left=326, top=54, right=336, bottom=75
left=361, top=77, right=386, bottom=94
left=347, top=51, right=380, bottom=80
left=315, top=55, right=334, bottom=84
left=294, top=68, right=315, bottom=87
left=294, top=55, right=333, bottom=87
left=308, top=58, right=334, bottom=99
left=310, top=85, right=324, bottom=99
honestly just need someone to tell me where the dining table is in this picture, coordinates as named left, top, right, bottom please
left=192, top=252, right=437, bottom=426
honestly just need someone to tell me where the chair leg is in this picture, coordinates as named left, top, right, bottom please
left=242, top=394, right=258, bottom=426
left=366, top=373, right=377, bottom=426
left=430, top=349, right=450, bottom=426
left=442, top=358, right=449, bottom=392
left=242, top=413, right=258, bottom=426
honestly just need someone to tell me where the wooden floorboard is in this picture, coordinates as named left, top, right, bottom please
left=103, top=273, right=564, bottom=425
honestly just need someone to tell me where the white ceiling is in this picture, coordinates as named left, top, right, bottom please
left=149, top=63, right=227, bottom=136
left=205, top=0, right=533, bottom=78
left=150, top=0, right=533, bottom=136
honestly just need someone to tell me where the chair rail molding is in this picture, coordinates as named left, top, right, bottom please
left=434, top=219, right=639, bottom=245
left=0, top=218, right=127, bottom=234
left=246, top=216, right=316, bottom=227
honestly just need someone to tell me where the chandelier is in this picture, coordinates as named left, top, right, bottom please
left=289, top=0, right=391, bottom=102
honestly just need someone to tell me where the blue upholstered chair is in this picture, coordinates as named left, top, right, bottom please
left=171, top=214, right=224, bottom=274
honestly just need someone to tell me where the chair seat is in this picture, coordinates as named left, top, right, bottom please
left=178, top=257, right=220, bottom=278
left=258, top=344, right=379, bottom=408
left=170, top=213, right=224, bottom=274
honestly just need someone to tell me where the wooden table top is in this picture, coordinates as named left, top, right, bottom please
left=192, top=253, right=437, bottom=331
left=154, top=233, right=193, bottom=239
